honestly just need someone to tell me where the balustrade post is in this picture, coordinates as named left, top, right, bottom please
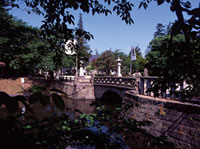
left=171, top=86, right=175, bottom=100
left=140, top=78, right=144, bottom=95
left=146, top=79, right=151, bottom=96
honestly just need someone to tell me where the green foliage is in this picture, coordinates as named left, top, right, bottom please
left=52, top=93, right=65, bottom=111
left=153, top=23, right=166, bottom=38
left=146, top=20, right=200, bottom=99
left=0, top=8, right=42, bottom=75
left=92, top=49, right=147, bottom=76
left=114, top=49, right=147, bottom=75
left=76, top=13, right=91, bottom=68
left=0, top=8, right=76, bottom=75
left=146, top=33, right=200, bottom=99
left=93, top=50, right=116, bottom=75
left=0, top=90, right=174, bottom=149
left=145, top=35, right=171, bottom=76
left=1, top=0, right=136, bottom=51
left=133, top=55, right=148, bottom=72
left=114, top=50, right=130, bottom=75
left=139, top=0, right=200, bottom=43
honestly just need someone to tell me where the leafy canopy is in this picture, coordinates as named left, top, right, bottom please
left=146, top=23, right=200, bottom=99
left=93, top=50, right=116, bottom=75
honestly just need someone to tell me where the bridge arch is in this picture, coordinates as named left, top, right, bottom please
left=94, top=76, right=137, bottom=103
left=100, top=90, right=122, bottom=104
left=94, top=85, right=131, bottom=103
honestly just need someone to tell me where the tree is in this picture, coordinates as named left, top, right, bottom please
left=146, top=33, right=200, bottom=99
left=145, top=35, right=169, bottom=76
left=0, top=7, right=45, bottom=76
left=113, top=49, right=147, bottom=75
left=1, top=0, right=199, bottom=86
left=93, top=50, right=116, bottom=76
left=128, top=46, right=147, bottom=73
left=1, top=0, right=199, bottom=58
left=153, top=23, right=166, bottom=38
left=1, top=0, right=136, bottom=49
left=1, top=0, right=199, bottom=148
left=0, top=7, right=77, bottom=76
left=75, top=13, right=91, bottom=69
left=142, top=1, right=200, bottom=98
left=165, top=22, right=173, bottom=35
left=114, top=49, right=130, bottom=76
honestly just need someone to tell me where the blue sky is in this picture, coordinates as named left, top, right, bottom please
left=9, top=1, right=199, bottom=56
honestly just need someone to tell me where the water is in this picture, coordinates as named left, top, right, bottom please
left=28, top=98, right=172, bottom=149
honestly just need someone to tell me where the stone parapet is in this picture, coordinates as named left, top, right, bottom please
left=125, top=92, right=200, bottom=149
left=52, top=81, right=95, bottom=100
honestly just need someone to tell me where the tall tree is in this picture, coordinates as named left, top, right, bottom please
left=76, top=13, right=91, bottom=69
left=0, top=7, right=75, bottom=76
left=114, top=48, right=147, bottom=75
left=153, top=23, right=166, bottom=38
left=1, top=0, right=200, bottom=97
left=165, top=22, right=173, bottom=35
left=146, top=34, right=200, bottom=99
left=93, top=50, right=116, bottom=76
left=0, top=7, right=44, bottom=76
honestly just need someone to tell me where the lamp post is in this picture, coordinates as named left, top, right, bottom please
left=116, top=57, right=122, bottom=77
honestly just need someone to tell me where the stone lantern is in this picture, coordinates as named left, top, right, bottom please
left=116, top=57, right=122, bottom=77
left=79, top=59, right=84, bottom=76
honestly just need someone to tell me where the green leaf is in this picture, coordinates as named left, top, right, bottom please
left=51, top=93, right=65, bottom=110
left=90, top=113, right=97, bottom=117
left=0, top=92, right=10, bottom=106
left=6, top=97, right=19, bottom=113
left=13, top=95, right=26, bottom=102
left=139, top=2, right=143, bottom=9
left=50, top=88, right=67, bottom=95
left=157, top=0, right=165, bottom=5
left=74, top=109, right=83, bottom=114
left=74, top=119, right=79, bottom=123
left=80, top=113, right=87, bottom=119
left=24, top=124, right=32, bottom=129
left=39, top=95, right=50, bottom=106
left=181, top=1, right=191, bottom=8
left=62, top=125, right=71, bottom=131
left=28, top=92, right=42, bottom=104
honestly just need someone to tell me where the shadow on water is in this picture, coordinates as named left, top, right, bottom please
left=31, top=96, right=131, bottom=149
left=18, top=95, right=173, bottom=149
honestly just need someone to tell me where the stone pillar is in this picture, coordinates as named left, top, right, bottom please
left=79, top=60, right=84, bottom=77
left=116, top=57, right=122, bottom=77
left=79, top=66, right=84, bottom=76
left=143, top=68, right=148, bottom=76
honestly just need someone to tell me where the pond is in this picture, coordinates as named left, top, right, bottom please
left=30, top=97, right=173, bottom=149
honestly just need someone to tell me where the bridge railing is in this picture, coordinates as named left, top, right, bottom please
left=139, top=76, right=190, bottom=100
left=139, top=76, right=158, bottom=97
left=94, top=76, right=137, bottom=89
left=94, top=76, right=189, bottom=100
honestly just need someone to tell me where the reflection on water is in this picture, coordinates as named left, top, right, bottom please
left=30, top=98, right=130, bottom=149
left=31, top=97, right=95, bottom=120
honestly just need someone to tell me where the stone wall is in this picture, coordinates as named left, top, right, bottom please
left=52, top=80, right=95, bottom=100
left=125, top=92, right=200, bottom=149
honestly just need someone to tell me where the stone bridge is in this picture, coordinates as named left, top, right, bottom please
left=93, top=76, right=137, bottom=103
left=93, top=76, right=200, bottom=149
left=93, top=76, right=159, bottom=102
